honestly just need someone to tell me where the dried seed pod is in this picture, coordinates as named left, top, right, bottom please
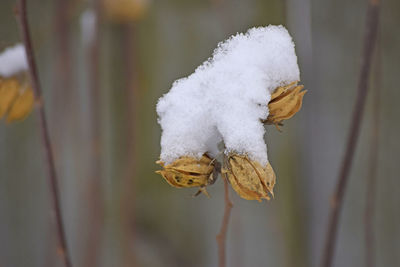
left=223, top=153, right=275, bottom=202
left=6, top=86, right=34, bottom=123
left=264, top=81, right=307, bottom=127
left=155, top=154, right=217, bottom=196
left=0, top=78, right=19, bottom=118
left=103, top=0, right=149, bottom=23
left=0, top=77, right=34, bottom=122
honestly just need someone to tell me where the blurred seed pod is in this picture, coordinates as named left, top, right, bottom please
left=103, top=0, right=150, bottom=23
left=264, top=81, right=307, bottom=128
left=0, top=77, right=34, bottom=123
left=0, top=78, right=19, bottom=118
left=223, top=153, right=275, bottom=202
left=155, top=154, right=217, bottom=196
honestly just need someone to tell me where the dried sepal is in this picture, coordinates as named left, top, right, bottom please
left=264, top=81, right=307, bottom=127
left=155, top=154, right=217, bottom=196
left=223, top=153, right=275, bottom=202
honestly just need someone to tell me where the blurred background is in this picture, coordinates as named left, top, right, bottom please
left=0, top=0, right=399, bottom=266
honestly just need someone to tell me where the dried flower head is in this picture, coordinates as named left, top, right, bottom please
left=264, top=81, right=307, bottom=129
left=103, top=0, right=150, bottom=23
left=0, top=77, right=34, bottom=123
left=156, top=26, right=305, bottom=201
left=156, top=154, right=217, bottom=196
left=223, top=153, right=275, bottom=201
left=0, top=44, right=33, bottom=123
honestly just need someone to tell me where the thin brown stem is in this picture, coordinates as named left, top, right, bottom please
left=320, top=1, right=380, bottom=267
left=120, top=23, right=138, bottom=267
left=15, top=1, right=72, bottom=267
left=54, top=0, right=72, bottom=97
left=364, top=33, right=381, bottom=267
left=217, top=176, right=233, bottom=267
left=88, top=0, right=101, bottom=138
left=83, top=1, right=103, bottom=267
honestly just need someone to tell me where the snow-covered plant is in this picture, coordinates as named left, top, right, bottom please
left=0, top=44, right=34, bottom=123
left=156, top=25, right=306, bottom=201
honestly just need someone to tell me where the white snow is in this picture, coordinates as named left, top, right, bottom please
left=0, top=44, right=28, bottom=77
left=157, top=25, right=300, bottom=166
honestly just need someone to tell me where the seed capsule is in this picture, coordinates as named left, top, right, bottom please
left=0, top=78, right=34, bottom=122
left=103, top=0, right=149, bottom=23
left=155, top=154, right=216, bottom=196
left=264, top=81, right=307, bottom=128
left=223, top=153, right=275, bottom=202
left=6, top=86, right=34, bottom=123
left=0, top=78, right=19, bottom=119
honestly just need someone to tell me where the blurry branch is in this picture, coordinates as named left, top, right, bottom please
left=52, top=0, right=72, bottom=136
left=364, top=33, right=381, bottom=267
left=88, top=1, right=101, bottom=136
left=15, top=1, right=73, bottom=267
left=216, top=176, right=233, bottom=267
left=83, top=1, right=104, bottom=267
left=320, top=0, right=380, bottom=267
left=120, top=23, right=138, bottom=266
left=54, top=0, right=72, bottom=96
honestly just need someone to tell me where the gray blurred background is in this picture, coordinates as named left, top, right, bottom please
left=0, top=0, right=399, bottom=266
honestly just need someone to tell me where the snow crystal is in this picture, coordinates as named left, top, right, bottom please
left=0, top=44, right=28, bottom=77
left=157, top=25, right=300, bottom=166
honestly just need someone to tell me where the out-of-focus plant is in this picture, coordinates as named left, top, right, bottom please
left=0, top=44, right=34, bottom=123
left=102, top=0, right=150, bottom=23
left=0, top=77, right=34, bottom=123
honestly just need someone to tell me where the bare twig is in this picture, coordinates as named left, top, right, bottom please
left=15, top=1, right=72, bottom=267
left=88, top=0, right=101, bottom=139
left=120, top=23, right=138, bottom=266
left=320, top=0, right=380, bottom=267
left=364, top=32, right=381, bottom=267
left=216, top=176, right=233, bottom=267
left=54, top=0, right=72, bottom=99
left=83, top=1, right=104, bottom=266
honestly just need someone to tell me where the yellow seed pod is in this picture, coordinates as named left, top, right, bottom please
left=6, top=86, right=34, bottom=123
left=223, top=153, right=275, bottom=202
left=0, top=78, right=19, bottom=119
left=0, top=77, right=34, bottom=123
left=155, top=154, right=216, bottom=196
left=103, top=0, right=150, bottom=23
left=265, top=81, right=307, bottom=127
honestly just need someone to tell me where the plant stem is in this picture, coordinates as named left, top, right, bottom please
left=320, top=0, right=380, bottom=266
left=54, top=0, right=72, bottom=101
left=15, top=1, right=72, bottom=267
left=217, top=176, right=233, bottom=267
left=84, top=1, right=103, bottom=267
left=120, top=22, right=138, bottom=266
left=364, top=33, right=381, bottom=267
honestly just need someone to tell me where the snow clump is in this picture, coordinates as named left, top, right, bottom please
left=157, top=25, right=300, bottom=166
left=0, top=44, right=28, bottom=77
